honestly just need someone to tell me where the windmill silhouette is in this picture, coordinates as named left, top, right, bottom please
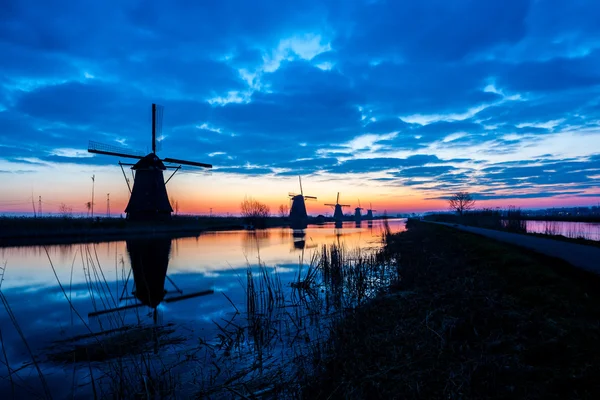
left=288, top=176, right=317, bottom=230
left=87, top=103, right=213, bottom=221
left=354, top=199, right=363, bottom=222
left=365, top=202, right=377, bottom=220
left=324, top=192, right=351, bottom=223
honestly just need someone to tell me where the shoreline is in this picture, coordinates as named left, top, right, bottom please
left=0, top=223, right=248, bottom=247
left=0, top=216, right=395, bottom=247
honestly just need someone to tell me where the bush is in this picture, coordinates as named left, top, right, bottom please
left=240, top=196, right=270, bottom=228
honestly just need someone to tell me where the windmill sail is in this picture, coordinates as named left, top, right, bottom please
left=88, top=141, right=144, bottom=160
left=163, top=157, right=212, bottom=168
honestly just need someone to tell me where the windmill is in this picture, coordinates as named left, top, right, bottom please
left=88, top=237, right=214, bottom=324
left=324, top=192, right=351, bottom=223
left=87, top=103, right=213, bottom=221
left=354, top=199, right=363, bottom=222
left=365, top=202, right=377, bottom=220
left=288, top=176, right=317, bottom=230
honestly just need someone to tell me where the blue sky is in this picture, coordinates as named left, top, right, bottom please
left=1, top=0, right=599, bottom=214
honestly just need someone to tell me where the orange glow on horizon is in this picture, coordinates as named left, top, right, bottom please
left=0, top=164, right=598, bottom=216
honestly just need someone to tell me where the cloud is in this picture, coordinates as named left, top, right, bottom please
left=333, top=0, right=531, bottom=62
left=1, top=0, right=600, bottom=207
left=327, top=155, right=446, bottom=174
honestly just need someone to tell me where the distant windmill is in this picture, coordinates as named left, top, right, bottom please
left=354, top=199, right=363, bottom=222
left=288, top=176, right=317, bottom=230
left=365, top=202, right=377, bottom=220
left=324, top=192, right=351, bottom=222
left=87, top=103, right=212, bottom=221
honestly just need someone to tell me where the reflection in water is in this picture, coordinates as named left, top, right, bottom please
left=355, top=220, right=362, bottom=228
left=127, top=237, right=171, bottom=323
left=292, top=230, right=306, bottom=250
left=0, top=219, right=407, bottom=398
left=89, top=237, right=214, bottom=325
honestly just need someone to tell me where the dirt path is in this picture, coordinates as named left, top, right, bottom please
left=429, top=221, right=600, bottom=274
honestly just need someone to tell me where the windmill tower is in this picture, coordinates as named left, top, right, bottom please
left=87, top=103, right=212, bottom=221
left=288, top=176, right=317, bottom=230
left=324, top=192, right=351, bottom=222
left=354, top=199, right=363, bottom=222
left=365, top=202, right=377, bottom=220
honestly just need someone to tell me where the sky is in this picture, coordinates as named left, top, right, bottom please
left=1, top=0, right=599, bottom=216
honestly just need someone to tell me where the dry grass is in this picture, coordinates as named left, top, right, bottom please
left=303, top=220, right=600, bottom=399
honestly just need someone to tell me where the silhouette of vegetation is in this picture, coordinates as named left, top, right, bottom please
left=58, top=203, right=73, bottom=218
left=278, top=204, right=289, bottom=218
left=505, top=205, right=527, bottom=233
left=448, top=191, right=476, bottom=215
left=240, top=196, right=270, bottom=228
left=304, top=220, right=600, bottom=399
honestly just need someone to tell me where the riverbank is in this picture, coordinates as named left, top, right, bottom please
left=0, top=215, right=394, bottom=247
left=0, top=215, right=275, bottom=247
left=304, top=220, right=600, bottom=399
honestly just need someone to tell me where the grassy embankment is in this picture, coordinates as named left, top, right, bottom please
left=305, top=219, right=600, bottom=399
left=0, top=215, right=291, bottom=247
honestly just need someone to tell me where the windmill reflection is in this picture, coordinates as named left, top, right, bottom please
left=89, top=237, right=213, bottom=324
left=127, top=237, right=171, bottom=322
left=292, top=230, right=307, bottom=250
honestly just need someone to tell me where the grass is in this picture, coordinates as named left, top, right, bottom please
left=303, top=219, right=600, bottom=399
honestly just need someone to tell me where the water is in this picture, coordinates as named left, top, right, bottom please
left=526, top=220, right=600, bottom=241
left=0, top=219, right=405, bottom=398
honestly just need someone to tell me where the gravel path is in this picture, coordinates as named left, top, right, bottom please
left=428, top=222, right=600, bottom=274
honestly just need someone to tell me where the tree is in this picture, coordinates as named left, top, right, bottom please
left=240, top=196, right=270, bottom=228
left=278, top=204, right=289, bottom=218
left=59, top=203, right=73, bottom=218
left=85, top=201, right=92, bottom=217
left=448, top=192, right=476, bottom=216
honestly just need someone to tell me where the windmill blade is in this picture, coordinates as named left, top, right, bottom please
left=324, top=203, right=337, bottom=207
left=336, top=192, right=340, bottom=204
left=88, top=301, right=145, bottom=317
left=298, top=176, right=303, bottom=196
left=163, top=289, right=214, bottom=303
left=340, top=204, right=351, bottom=207
left=88, top=141, right=144, bottom=160
left=304, top=196, right=317, bottom=200
left=163, top=157, right=212, bottom=168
